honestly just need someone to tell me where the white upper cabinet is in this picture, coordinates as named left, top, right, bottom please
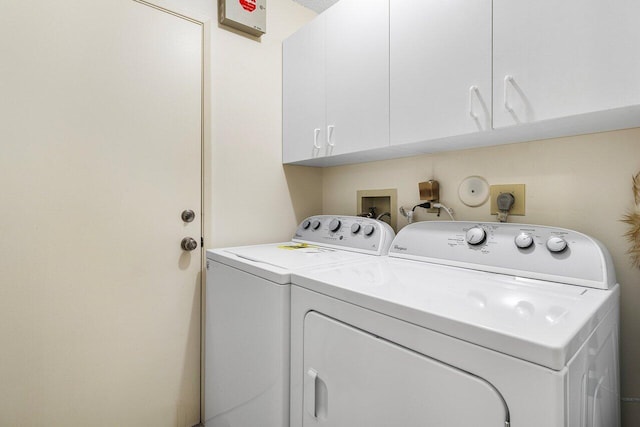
left=324, top=0, right=389, bottom=156
left=283, top=0, right=389, bottom=164
left=282, top=16, right=326, bottom=164
left=283, top=0, right=640, bottom=166
left=390, top=0, right=492, bottom=146
left=493, top=0, right=640, bottom=128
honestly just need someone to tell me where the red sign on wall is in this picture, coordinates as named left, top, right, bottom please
left=239, top=0, right=256, bottom=12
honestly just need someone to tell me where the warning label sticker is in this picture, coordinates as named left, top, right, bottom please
left=239, top=0, right=257, bottom=12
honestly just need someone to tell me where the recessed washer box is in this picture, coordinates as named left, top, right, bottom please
left=219, top=0, right=266, bottom=37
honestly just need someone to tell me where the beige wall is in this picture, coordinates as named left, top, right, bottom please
left=208, top=1, right=323, bottom=247
left=154, top=0, right=322, bottom=249
left=322, top=127, right=640, bottom=424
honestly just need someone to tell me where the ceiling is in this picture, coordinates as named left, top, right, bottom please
left=293, top=0, right=340, bottom=13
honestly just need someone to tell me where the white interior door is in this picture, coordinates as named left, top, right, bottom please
left=0, top=1, right=203, bottom=425
left=303, top=312, right=508, bottom=426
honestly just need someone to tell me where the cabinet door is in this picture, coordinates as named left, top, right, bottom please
left=302, top=312, right=508, bottom=427
left=493, top=0, right=640, bottom=128
left=390, top=0, right=492, bottom=146
left=283, top=16, right=326, bottom=164
left=324, top=0, right=389, bottom=156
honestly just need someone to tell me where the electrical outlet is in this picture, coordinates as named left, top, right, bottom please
left=490, top=184, right=525, bottom=215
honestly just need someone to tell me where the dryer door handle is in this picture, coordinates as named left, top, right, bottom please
left=305, top=369, right=318, bottom=418
left=305, top=368, right=328, bottom=420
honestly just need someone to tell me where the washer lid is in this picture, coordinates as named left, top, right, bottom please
left=291, top=257, right=619, bottom=370
left=207, top=243, right=370, bottom=284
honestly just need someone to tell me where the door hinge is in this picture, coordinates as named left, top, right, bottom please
left=201, top=237, right=204, bottom=247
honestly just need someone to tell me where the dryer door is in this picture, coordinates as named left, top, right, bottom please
left=303, top=312, right=509, bottom=426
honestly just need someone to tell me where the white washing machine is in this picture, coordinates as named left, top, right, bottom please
left=204, top=215, right=395, bottom=427
left=290, top=221, right=620, bottom=427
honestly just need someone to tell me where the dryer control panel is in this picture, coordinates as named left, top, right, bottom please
left=389, top=221, right=615, bottom=289
left=293, top=215, right=395, bottom=256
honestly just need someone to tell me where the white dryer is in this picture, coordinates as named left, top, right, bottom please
left=290, top=221, right=620, bottom=427
left=204, top=215, right=395, bottom=427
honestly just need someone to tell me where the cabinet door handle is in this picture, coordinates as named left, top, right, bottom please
left=327, top=125, right=335, bottom=147
left=469, top=85, right=479, bottom=119
left=313, top=128, right=321, bottom=149
left=503, top=75, right=515, bottom=112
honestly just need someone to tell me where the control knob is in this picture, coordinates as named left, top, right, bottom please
left=301, top=220, right=311, bottom=230
left=329, top=219, right=341, bottom=232
left=465, top=227, right=486, bottom=245
left=363, top=224, right=375, bottom=236
left=514, top=233, right=534, bottom=249
left=311, top=220, right=321, bottom=230
left=351, top=223, right=361, bottom=234
left=546, top=236, right=568, bottom=253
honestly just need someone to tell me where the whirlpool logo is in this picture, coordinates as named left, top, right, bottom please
left=393, top=245, right=408, bottom=251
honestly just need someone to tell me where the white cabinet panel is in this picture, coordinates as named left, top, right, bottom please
left=283, top=0, right=389, bottom=164
left=282, top=16, right=326, bottom=164
left=493, top=0, right=640, bottom=128
left=391, top=0, right=492, bottom=145
left=302, top=312, right=508, bottom=427
left=324, top=0, right=389, bottom=156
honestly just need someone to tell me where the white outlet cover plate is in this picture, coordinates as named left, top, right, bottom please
left=458, top=176, right=490, bottom=207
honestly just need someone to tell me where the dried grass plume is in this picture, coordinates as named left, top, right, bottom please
left=622, top=172, right=640, bottom=268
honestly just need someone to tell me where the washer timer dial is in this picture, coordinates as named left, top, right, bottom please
left=329, top=219, right=341, bottom=232
left=465, top=227, right=486, bottom=245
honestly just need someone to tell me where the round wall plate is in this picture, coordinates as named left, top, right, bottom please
left=458, top=176, right=490, bottom=207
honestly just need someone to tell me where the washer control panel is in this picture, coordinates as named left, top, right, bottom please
left=293, top=215, right=395, bottom=255
left=390, top=221, right=615, bottom=289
